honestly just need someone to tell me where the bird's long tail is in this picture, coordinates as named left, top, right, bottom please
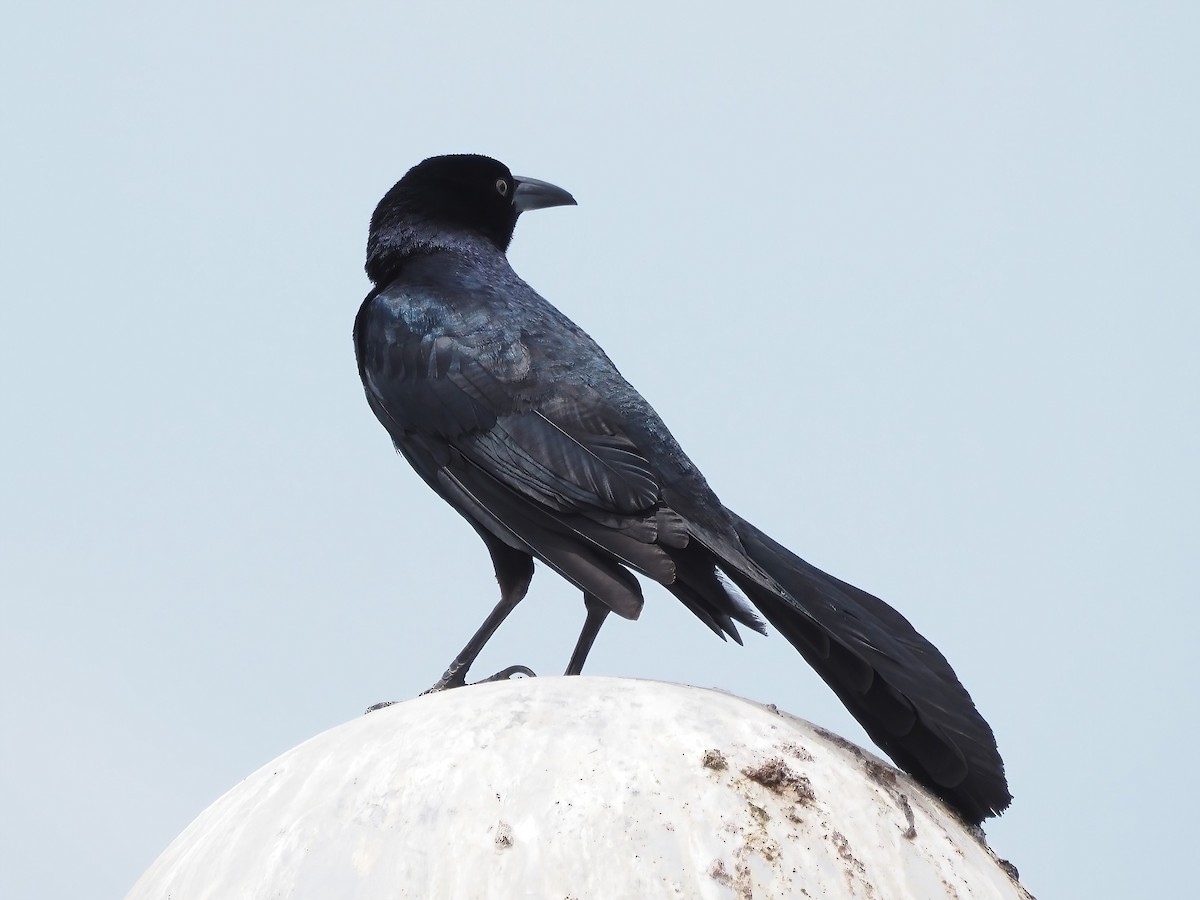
left=721, top=511, right=1011, bottom=824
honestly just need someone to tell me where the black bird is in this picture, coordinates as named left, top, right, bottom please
left=353, top=154, right=1011, bottom=823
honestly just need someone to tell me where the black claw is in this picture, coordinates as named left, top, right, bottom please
left=477, top=664, right=536, bottom=683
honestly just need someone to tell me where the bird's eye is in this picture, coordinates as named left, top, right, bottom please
left=496, top=178, right=509, bottom=197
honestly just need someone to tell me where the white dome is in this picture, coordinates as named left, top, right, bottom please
left=127, top=677, right=1030, bottom=899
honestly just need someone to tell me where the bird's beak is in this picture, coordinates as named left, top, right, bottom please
left=513, top=176, right=577, bottom=213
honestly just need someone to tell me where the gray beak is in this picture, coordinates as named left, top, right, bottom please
left=513, top=176, right=577, bottom=213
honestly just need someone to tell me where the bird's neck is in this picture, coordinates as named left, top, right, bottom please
left=366, top=220, right=506, bottom=286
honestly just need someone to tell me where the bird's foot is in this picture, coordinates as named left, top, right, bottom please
left=421, top=663, right=536, bottom=696
left=365, top=665, right=535, bottom=713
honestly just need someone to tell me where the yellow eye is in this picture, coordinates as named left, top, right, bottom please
left=496, top=178, right=509, bottom=196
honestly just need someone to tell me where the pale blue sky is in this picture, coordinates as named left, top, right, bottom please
left=2, top=3, right=1197, bottom=898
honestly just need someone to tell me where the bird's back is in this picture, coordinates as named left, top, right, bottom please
left=356, top=247, right=742, bottom=542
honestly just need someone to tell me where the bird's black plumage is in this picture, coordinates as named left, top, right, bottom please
left=353, top=153, right=1011, bottom=823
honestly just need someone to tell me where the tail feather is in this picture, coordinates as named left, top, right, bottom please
left=724, top=511, right=1011, bottom=824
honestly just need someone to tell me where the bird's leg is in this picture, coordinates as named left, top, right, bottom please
left=365, top=588, right=534, bottom=713
left=564, top=593, right=611, bottom=676
left=425, top=588, right=536, bottom=690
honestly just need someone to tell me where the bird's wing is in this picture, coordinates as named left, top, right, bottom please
left=356, top=290, right=662, bottom=518
left=468, top=395, right=661, bottom=514
left=357, top=288, right=677, bottom=617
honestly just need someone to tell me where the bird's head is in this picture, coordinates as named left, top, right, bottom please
left=366, top=154, right=576, bottom=284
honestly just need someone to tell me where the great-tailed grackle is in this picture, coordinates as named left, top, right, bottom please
left=353, top=154, right=1011, bottom=823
